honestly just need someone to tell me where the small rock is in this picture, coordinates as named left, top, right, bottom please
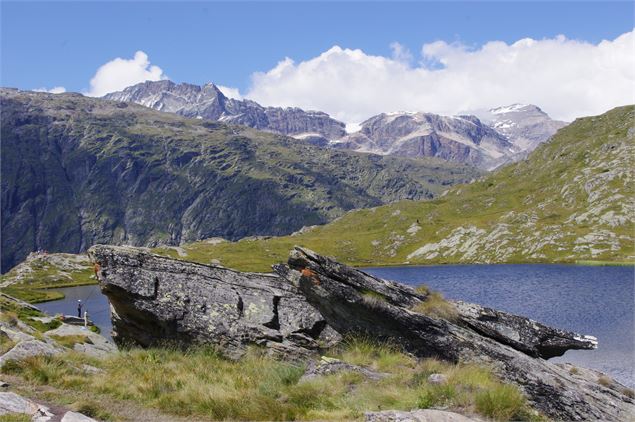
left=0, top=380, right=8, bottom=387
left=301, top=357, right=387, bottom=381
left=427, top=373, right=448, bottom=384
left=365, top=409, right=478, bottom=422
left=61, top=411, right=98, bottom=422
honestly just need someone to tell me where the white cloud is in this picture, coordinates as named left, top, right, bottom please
left=33, top=86, right=66, bottom=94
left=246, top=31, right=635, bottom=123
left=217, top=85, right=243, bottom=100
left=390, top=42, right=413, bottom=64
left=85, top=51, right=167, bottom=97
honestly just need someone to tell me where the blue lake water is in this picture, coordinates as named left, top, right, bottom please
left=36, top=264, right=634, bottom=387
left=37, top=284, right=113, bottom=341
left=363, top=264, right=634, bottom=388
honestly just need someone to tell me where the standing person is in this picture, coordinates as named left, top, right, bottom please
left=77, top=300, right=83, bottom=318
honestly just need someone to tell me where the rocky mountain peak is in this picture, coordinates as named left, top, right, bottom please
left=104, top=80, right=346, bottom=140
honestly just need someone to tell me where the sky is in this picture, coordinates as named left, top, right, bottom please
left=2, top=1, right=634, bottom=126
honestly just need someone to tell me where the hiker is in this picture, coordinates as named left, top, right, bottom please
left=93, top=262, right=100, bottom=278
left=77, top=300, right=83, bottom=318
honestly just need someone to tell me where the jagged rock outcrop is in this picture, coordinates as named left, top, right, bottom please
left=279, top=247, right=635, bottom=421
left=91, top=244, right=633, bottom=420
left=88, top=245, right=340, bottom=358
left=104, top=80, right=347, bottom=140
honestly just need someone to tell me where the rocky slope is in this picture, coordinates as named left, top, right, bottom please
left=89, top=245, right=635, bottom=421
left=479, top=104, right=568, bottom=153
left=0, top=88, right=480, bottom=272
left=332, top=112, right=517, bottom=170
left=104, top=80, right=347, bottom=140
left=159, top=105, right=634, bottom=270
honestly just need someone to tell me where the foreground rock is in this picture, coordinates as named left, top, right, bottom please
left=88, top=245, right=340, bottom=359
left=365, top=409, right=480, bottom=422
left=91, top=245, right=635, bottom=420
left=281, top=247, right=635, bottom=421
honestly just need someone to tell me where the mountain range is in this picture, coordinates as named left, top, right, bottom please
left=0, top=88, right=479, bottom=272
left=153, top=105, right=634, bottom=271
left=106, top=80, right=568, bottom=169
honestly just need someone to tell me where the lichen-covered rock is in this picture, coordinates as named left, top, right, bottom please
left=89, top=244, right=340, bottom=359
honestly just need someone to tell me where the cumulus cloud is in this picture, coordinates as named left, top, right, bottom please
left=33, top=86, right=66, bottom=94
left=85, top=51, right=167, bottom=97
left=217, top=85, right=243, bottom=100
left=246, top=30, right=635, bottom=124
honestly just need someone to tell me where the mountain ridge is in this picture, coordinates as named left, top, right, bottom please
left=0, top=88, right=480, bottom=272
left=152, top=105, right=634, bottom=271
left=105, top=80, right=567, bottom=169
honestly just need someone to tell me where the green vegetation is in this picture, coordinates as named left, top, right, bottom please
left=412, top=287, right=458, bottom=322
left=49, top=334, right=92, bottom=349
left=0, top=253, right=94, bottom=303
left=153, top=105, right=635, bottom=271
left=0, top=295, right=61, bottom=332
left=1, top=339, right=541, bottom=421
left=0, top=414, right=32, bottom=422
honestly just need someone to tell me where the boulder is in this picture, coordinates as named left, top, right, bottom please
left=280, top=246, right=635, bottom=421
left=61, top=411, right=98, bottom=422
left=88, top=245, right=340, bottom=359
left=0, top=340, right=63, bottom=367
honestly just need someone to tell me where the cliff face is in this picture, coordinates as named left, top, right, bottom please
left=0, top=89, right=480, bottom=272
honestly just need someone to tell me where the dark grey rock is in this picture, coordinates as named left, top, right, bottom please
left=280, top=247, right=635, bottom=421
left=88, top=244, right=340, bottom=359
left=452, top=300, right=597, bottom=359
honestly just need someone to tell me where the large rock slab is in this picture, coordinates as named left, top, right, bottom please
left=281, top=247, right=635, bottom=421
left=88, top=245, right=340, bottom=359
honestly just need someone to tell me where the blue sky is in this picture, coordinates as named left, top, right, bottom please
left=2, top=1, right=633, bottom=93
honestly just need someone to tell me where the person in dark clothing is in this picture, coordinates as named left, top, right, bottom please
left=77, top=300, right=83, bottom=318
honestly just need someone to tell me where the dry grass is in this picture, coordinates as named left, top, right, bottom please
left=411, top=288, right=459, bottom=322
left=598, top=375, right=613, bottom=387
left=0, top=339, right=542, bottom=421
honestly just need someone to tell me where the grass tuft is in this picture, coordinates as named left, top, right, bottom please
left=411, top=291, right=459, bottom=322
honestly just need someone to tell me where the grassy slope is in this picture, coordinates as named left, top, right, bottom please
left=0, top=253, right=94, bottom=302
left=155, top=106, right=635, bottom=271
left=1, top=339, right=540, bottom=421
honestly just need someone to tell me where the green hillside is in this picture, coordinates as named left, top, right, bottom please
left=155, top=105, right=635, bottom=271
left=1, top=89, right=479, bottom=272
